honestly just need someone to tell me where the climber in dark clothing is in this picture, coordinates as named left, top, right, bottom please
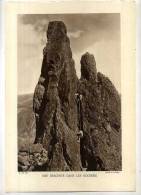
left=75, top=93, right=83, bottom=132
left=75, top=93, right=88, bottom=168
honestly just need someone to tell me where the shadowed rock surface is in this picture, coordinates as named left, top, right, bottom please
left=32, top=21, right=80, bottom=171
left=18, top=21, right=121, bottom=171
left=78, top=53, right=121, bottom=171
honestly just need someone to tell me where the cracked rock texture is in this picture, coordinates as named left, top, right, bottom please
left=78, top=52, right=121, bottom=171
left=33, top=21, right=80, bottom=171
left=18, top=21, right=121, bottom=171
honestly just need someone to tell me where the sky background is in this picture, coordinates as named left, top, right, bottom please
left=18, top=14, right=121, bottom=95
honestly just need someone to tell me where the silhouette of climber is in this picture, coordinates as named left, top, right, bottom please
left=75, top=93, right=84, bottom=143
left=75, top=93, right=83, bottom=132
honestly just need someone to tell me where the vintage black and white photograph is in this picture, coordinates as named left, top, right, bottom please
left=17, top=14, right=121, bottom=172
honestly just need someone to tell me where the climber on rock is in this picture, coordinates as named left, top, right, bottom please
left=77, top=130, right=83, bottom=143
left=75, top=93, right=83, bottom=131
left=75, top=93, right=84, bottom=143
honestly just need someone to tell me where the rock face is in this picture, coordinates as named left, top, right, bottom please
left=33, top=21, right=80, bottom=171
left=19, top=21, right=121, bottom=171
left=78, top=53, right=121, bottom=170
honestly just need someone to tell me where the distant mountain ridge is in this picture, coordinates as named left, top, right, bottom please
left=18, top=93, right=35, bottom=149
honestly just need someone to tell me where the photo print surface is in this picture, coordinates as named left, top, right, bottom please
left=17, top=14, right=121, bottom=172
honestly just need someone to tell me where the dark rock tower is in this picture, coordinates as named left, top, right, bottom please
left=33, top=21, right=80, bottom=171
left=78, top=52, right=121, bottom=171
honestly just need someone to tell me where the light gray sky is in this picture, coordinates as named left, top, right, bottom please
left=18, top=14, right=120, bottom=94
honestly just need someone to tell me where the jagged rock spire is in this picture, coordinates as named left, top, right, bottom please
left=81, top=52, right=97, bottom=81
left=33, top=21, right=80, bottom=171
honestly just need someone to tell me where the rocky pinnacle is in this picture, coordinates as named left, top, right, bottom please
left=32, top=21, right=121, bottom=171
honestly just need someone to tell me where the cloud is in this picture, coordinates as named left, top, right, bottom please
left=19, top=14, right=120, bottom=52
left=18, top=14, right=121, bottom=94
left=68, top=30, right=84, bottom=39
